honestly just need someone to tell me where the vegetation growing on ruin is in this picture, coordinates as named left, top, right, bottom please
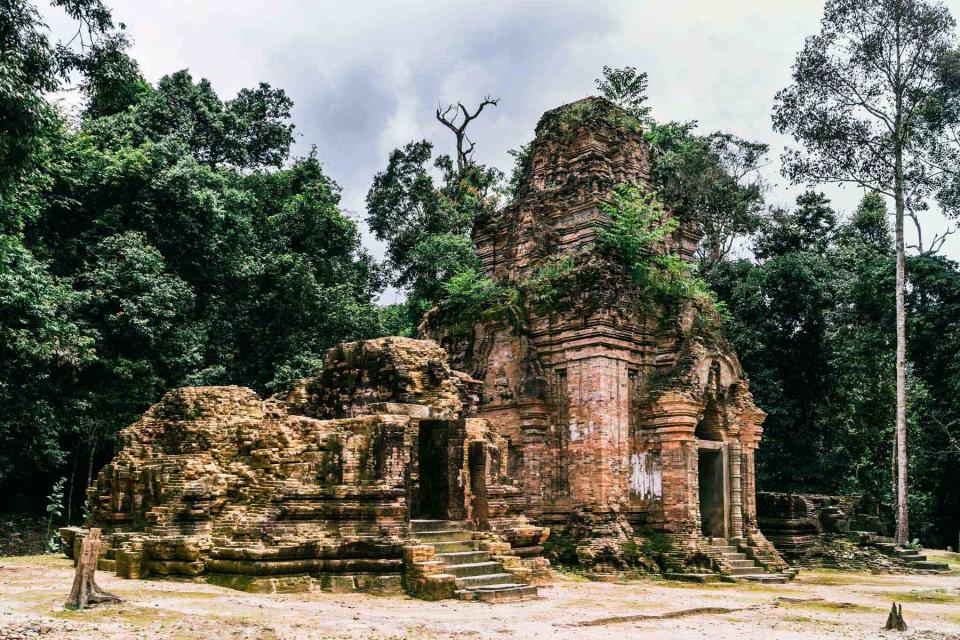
left=439, top=179, right=736, bottom=333
left=539, top=97, right=644, bottom=144
left=596, top=183, right=729, bottom=321
left=438, top=268, right=521, bottom=328
left=505, top=142, right=534, bottom=201
left=621, top=533, right=672, bottom=573
left=438, top=256, right=575, bottom=330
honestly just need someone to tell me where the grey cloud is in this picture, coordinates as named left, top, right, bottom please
left=42, top=0, right=960, bottom=269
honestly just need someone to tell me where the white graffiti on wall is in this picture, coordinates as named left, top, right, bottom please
left=629, top=452, right=662, bottom=501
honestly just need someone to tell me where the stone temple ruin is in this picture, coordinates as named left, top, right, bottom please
left=66, top=97, right=795, bottom=601
left=757, top=492, right=949, bottom=572
left=71, top=338, right=549, bottom=602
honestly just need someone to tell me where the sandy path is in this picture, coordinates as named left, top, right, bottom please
left=0, top=555, right=958, bottom=639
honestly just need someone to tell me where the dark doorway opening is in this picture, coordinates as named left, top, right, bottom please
left=417, top=420, right=450, bottom=520
left=698, top=448, right=726, bottom=538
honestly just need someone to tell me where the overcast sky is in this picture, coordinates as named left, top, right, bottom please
left=46, top=0, right=960, bottom=300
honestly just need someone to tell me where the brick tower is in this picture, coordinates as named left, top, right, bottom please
left=432, top=97, right=786, bottom=573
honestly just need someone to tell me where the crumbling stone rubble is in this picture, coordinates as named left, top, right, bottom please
left=72, top=337, right=546, bottom=597
left=758, top=492, right=949, bottom=573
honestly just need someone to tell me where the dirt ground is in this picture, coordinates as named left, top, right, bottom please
left=1, top=552, right=959, bottom=640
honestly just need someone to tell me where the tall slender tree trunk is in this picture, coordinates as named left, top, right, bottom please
left=65, top=443, right=80, bottom=525
left=894, top=142, right=910, bottom=547
left=891, top=434, right=897, bottom=507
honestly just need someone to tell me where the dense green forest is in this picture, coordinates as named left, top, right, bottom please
left=1, top=0, right=958, bottom=549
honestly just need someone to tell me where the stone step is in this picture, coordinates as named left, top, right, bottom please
left=729, top=559, right=759, bottom=568
left=445, top=561, right=504, bottom=578
left=409, top=519, right=465, bottom=533
left=742, top=574, right=788, bottom=584
left=438, top=551, right=489, bottom=565
left=469, top=584, right=538, bottom=604
left=908, top=560, right=950, bottom=571
left=664, top=573, right=721, bottom=584
left=728, top=566, right=765, bottom=576
left=415, top=530, right=474, bottom=543
left=457, top=572, right=516, bottom=588
left=432, top=540, right=479, bottom=554
left=720, top=552, right=747, bottom=561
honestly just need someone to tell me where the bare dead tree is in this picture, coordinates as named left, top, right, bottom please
left=436, top=96, right=499, bottom=172
left=906, top=207, right=956, bottom=255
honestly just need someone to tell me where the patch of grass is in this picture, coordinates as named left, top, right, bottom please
left=48, top=602, right=168, bottom=625
left=926, top=549, right=960, bottom=568
left=875, top=588, right=960, bottom=604
left=554, top=567, right=591, bottom=583
left=637, top=577, right=782, bottom=596
left=797, top=570, right=875, bottom=586
left=638, top=577, right=722, bottom=589
left=0, top=553, right=72, bottom=567
left=781, top=599, right=882, bottom=614
left=781, top=614, right=844, bottom=627
left=119, top=586, right=224, bottom=601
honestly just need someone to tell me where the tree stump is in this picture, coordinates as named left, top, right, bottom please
left=884, top=602, right=907, bottom=631
left=65, top=528, right=122, bottom=609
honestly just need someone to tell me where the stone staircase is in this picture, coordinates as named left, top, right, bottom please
left=870, top=536, right=950, bottom=572
left=409, top=520, right=538, bottom=603
left=708, top=539, right=796, bottom=584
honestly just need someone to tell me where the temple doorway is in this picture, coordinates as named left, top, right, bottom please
left=698, top=446, right=726, bottom=538
left=417, top=420, right=450, bottom=519
left=695, top=396, right=728, bottom=538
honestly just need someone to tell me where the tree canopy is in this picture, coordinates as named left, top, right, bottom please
left=0, top=0, right=389, bottom=510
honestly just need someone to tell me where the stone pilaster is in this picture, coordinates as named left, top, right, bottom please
left=728, top=440, right=744, bottom=540
left=740, top=409, right=765, bottom=531
left=519, top=401, right=550, bottom=518
left=643, top=393, right=700, bottom=535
